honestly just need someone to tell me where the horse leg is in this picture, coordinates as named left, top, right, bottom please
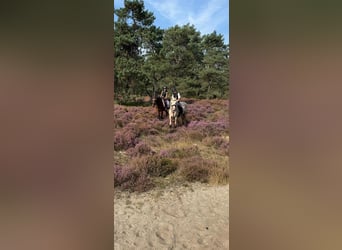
left=183, top=115, right=187, bottom=126
left=169, top=113, right=174, bottom=128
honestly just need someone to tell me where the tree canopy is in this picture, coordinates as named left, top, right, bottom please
left=114, top=0, right=229, bottom=102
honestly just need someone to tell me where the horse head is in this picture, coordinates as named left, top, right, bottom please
left=170, top=100, right=178, bottom=117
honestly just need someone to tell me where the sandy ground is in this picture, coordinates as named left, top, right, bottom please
left=114, top=183, right=229, bottom=250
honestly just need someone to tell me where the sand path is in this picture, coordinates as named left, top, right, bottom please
left=114, top=184, right=229, bottom=249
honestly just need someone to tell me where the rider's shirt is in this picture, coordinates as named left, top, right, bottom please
left=161, top=90, right=168, bottom=98
left=172, top=92, right=181, bottom=100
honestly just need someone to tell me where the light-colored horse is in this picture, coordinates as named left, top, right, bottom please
left=169, top=98, right=187, bottom=127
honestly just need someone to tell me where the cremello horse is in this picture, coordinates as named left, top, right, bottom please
left=169, top=98, right=187, bottom=128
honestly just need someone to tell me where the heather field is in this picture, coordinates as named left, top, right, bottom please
left=114, top=98, right=229, bottom=193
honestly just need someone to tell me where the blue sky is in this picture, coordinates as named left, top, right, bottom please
left=114, top=0, right=229, bottom=44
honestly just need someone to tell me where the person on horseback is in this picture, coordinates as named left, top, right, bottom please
left=160, top=86, right=169, bottom=109
left=171, top=87, right=181, bottom=101
left=171, top=87, right=182, bottom=114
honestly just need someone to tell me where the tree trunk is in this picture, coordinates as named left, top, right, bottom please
left=207, top=81, right=211, bottom=99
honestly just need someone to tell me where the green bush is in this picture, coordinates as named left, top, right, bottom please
left=146, top=157, right=178, bottom=177
left=132, top=155, right=178, bottom=178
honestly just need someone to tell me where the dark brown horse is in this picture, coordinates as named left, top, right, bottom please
left=152, top=94, right=169, bottom=119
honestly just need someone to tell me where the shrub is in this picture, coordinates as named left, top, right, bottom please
left=147, top=128, right=160, bottom=135
left=114, top=165, right=154, bottom=192
left=113, top=129, right=139, bottom=151
left=114, top=165, right=131, bottom=187
left=178, top=156, right=228, bottom=184
left=164, top=132, right=181, bottom=141
left=148, top=158, right=178, bottom=177
left=114, top=155, right=178, bottom=192
left=122, top=171, right=153, bottom=192
left=203, top=136, right=229, bottom=155
left=187, top=120, right=228, bottom=137
left=113, top=107, right=134, bottom=128
left=159, top=149, right=171, bottom=158
left=127, top=142, right=153, bottom=157
left=209, top=166, right=229, bottom=184
left=167, top=145, right=200, bottom=158
left=114, top=119, right=123, bottom=128
left=131, top=155, right=178, bottom=178
left=187, top=130, right=205, bottom=140
left=179, top=156, right=211, bottom=183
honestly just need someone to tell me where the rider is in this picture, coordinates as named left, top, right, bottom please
left=171, top=87, right=181, bottom=101
left=160, top=86, right=169, bottom=109
left=171, top=87, right=182, bottom=113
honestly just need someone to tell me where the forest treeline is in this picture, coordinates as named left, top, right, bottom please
left=114, top=0, right=229, bottom=101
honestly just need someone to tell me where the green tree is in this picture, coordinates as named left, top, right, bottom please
left=114, top=1, right=229, bottom=101
left=114, top=0, right=163, bottom=101
left=160, top=24, right=203, bottom=97
left=199, top=32, right=229, bottom=99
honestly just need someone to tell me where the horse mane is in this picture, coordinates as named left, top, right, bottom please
left=156, top=96, right=163, bottom=103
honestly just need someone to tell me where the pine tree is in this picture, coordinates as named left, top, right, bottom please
left=199, top=32, right=229, bottom=98
left=160, top=24, right=203, bottom=97
left=114, top=0, right=163, bottom=101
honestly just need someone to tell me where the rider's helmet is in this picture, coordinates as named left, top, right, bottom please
left=163, top=86, right=167, bottom=91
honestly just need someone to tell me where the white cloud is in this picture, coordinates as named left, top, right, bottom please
left=146, top=0, right=228, bottom=38
left=145, top=0, right=186, bottom=23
